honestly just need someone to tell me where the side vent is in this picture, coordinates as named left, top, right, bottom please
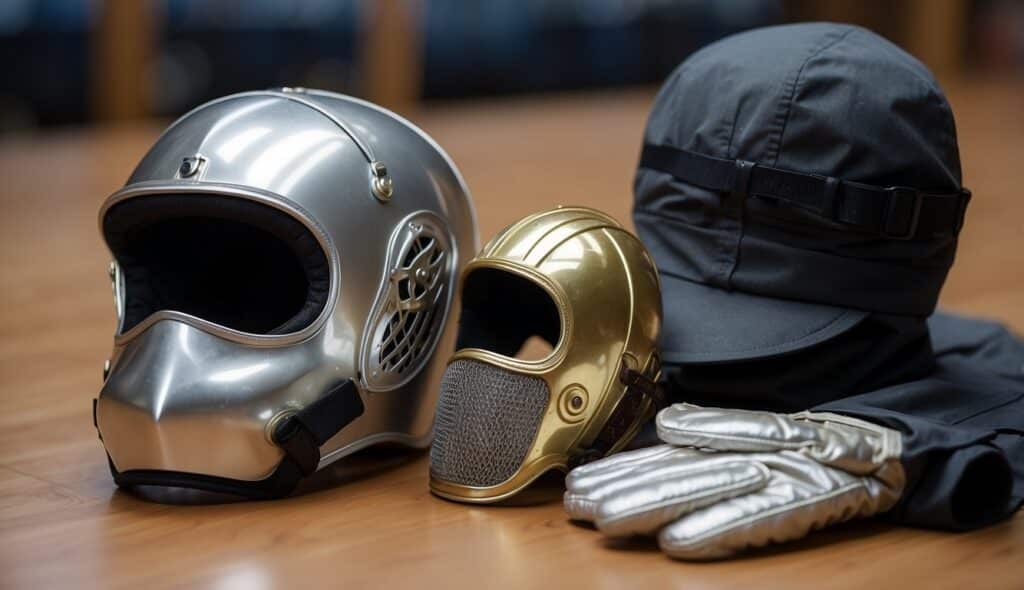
left=361, top=211, right=455, bottom=391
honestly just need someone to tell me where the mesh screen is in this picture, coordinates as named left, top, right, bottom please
left=363, top=213, right=452, bottom=391
left=430, top=359, right=550, bottom=487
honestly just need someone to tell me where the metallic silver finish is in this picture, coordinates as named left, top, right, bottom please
left=96, top=88, right=477, bottom=483
left=564, top=403, right=905, bottom=560
left=370, top=161, right=394, bottom=201
left=264, top=88, right=378, bottom=164
left=361, top=211, right=454, bottom=392
left=261, top=88, right=393, bottom=204
left=177, top=155, right=205, bottom=178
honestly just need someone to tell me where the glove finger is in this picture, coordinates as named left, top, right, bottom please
left=593, top=460, right=769, bottom=537
left=657, top=469, right=869, bottom=560
left=566, top=444, right=677, bottom=486
left=657, top=403, right=821, bottom=453
left=564, top=445, right=692, bottom=522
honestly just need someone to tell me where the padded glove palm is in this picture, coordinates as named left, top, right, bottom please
left=564, top=404, right=905, bottom=560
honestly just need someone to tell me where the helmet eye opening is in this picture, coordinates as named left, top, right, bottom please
left=103, top=194, right=331, bottom=336
left=455, top=267, right=561, bottom=361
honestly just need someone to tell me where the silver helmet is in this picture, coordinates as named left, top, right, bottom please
left=94, top=88, right=477, bottom=498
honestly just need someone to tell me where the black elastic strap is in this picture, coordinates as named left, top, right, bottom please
left=108, top=455, right=304, bottom=500
left=273, top=379, right=365, bottom=476
left=640, top=144, right=971, bottom=241
left=570, top=365, right=667, bottom=468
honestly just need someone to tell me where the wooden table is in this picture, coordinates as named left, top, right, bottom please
left=1, top=81, right=1021, bottom=589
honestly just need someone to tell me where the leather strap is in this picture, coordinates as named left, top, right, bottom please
left=570, top=365, right=667, bottom=468
left=640, top=144, right=971, bottom=240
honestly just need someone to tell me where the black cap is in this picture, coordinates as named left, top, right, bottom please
left=634, top=22, right=971, bottom=364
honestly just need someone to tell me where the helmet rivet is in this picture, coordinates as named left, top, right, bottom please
left=559, top=386, right=589, bottom=421
left=371, top=161, right=393, bottom=202
left=264, top=409, right=298, bottom=444
left=179, top=155, right=204, bottom=178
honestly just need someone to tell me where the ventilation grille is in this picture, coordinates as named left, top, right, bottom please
left=378, top=235, right=445, bottom=373
left=362, top=213, right=453, bottom=391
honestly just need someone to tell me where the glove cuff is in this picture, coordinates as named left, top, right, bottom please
left=792, top=410, right=903, bottom=460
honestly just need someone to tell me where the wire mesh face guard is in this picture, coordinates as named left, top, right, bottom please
left=431, top=360, right=551, bottom=488
left=93, top=88, right=476, bottom=499
left=429, top=207, right=664, bottom=504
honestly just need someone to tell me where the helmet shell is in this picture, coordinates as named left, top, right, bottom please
left=430, top=206, right=661, bottom=502
left=96, top=89, right=477, bottom=490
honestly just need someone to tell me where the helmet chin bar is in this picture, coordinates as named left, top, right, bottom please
left=97, top=380, right=364, bottom=500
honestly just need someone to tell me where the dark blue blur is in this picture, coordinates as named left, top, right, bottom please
left=0, top=0, right=785, bottom=131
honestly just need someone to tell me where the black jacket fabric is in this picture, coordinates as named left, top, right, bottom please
left=818, top=313, right=1023, bottom=529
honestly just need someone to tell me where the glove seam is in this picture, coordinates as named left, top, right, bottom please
left=659, top=429, right=815, bottom=451
left=794, top=410, right=902, bottom=457
left=598, top=464, right=768, bottom=529
left=660, top=480, right=867, bottom=551
left=564, top=494, right=598, bottom=519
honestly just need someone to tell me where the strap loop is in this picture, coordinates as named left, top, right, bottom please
left=821, top=176, right=841, bottom=221
left=272, top=379, right=365, bottom=477
left=618, top=365, right=667, bottom=408
left=882, top=187, right=923, bottom=240
left=732, top=160, right=757, bottom=204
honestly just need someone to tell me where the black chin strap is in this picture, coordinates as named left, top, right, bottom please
left=640, top=143, right=971, bottom=241
left=272, top=379, right=365, bottom=477
left=570, top=363, right=667, bottom=468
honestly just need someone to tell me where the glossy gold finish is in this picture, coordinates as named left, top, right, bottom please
left=430, top=206, right=662, bottom=503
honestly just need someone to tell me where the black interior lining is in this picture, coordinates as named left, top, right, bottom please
left=103, top=194, right=330, bottom=335
left=455, top=267, right=561, bottom=357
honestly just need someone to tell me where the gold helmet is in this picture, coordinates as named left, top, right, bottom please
left=429, top=206, right=663, bottom=503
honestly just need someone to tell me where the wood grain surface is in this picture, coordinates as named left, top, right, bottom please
left=0, top=80, right=1021, bottom=589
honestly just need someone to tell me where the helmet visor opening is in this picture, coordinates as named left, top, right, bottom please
left=455, top=267, right=561, bottom=360
left=103, top=194, right=330, bottom=335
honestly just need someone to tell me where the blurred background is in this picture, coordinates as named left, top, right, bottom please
left=0, top=0, right=1021, bottom=132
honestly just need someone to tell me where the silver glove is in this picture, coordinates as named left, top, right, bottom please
left=564, top=403, right=905, bottom=560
